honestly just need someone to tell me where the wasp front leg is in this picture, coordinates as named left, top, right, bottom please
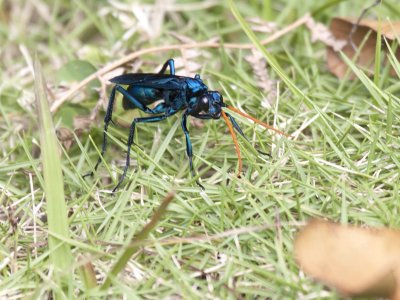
left=181, top=111, right=204, bottom=190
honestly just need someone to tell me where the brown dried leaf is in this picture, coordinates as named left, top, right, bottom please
left=327, top=17, right=400, bottom=79
left=57, top=127, right=74, bottom=151
left=294, top=219, right=400, bottom=299
left=57, top=116, right=93, bottom=150
left=359, top=19, right=400, bottom=40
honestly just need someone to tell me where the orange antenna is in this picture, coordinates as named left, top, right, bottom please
left=221, top=110, right=242, bottom=177
left=226, top=105, right=290, bottom=137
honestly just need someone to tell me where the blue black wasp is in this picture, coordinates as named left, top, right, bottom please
left=84, top=59, right=288, bottom=192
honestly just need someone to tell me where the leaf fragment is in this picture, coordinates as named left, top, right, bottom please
left=326, top=17, right=400, bottom=78
left=295, top=219, right=400, bottom=299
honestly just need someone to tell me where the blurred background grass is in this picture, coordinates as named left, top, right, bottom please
left=1, top=0, right=399, bottom=298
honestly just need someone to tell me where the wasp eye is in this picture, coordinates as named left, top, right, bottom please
left=201, top=97, right=208, bottom=105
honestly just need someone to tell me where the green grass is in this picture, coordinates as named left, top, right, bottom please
left=1, top=0, right=399, bottom=298
left=34, top=56, right=73, bottom=295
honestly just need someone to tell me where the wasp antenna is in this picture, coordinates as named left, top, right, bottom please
left=226, top=105, right=290, bottom=137
left=221, top=110, right=242, bottom=177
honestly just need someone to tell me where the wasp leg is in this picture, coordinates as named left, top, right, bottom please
left=226, top=113, right=270, bottom=157
left=115, top=85, right=169, bottom=115
left=84, top=85, right=117, bottom=178
left=85, top=86, right=169, bottom=183
left=158, top=59, right=175, bottom=75
left=113, top=111, right=178, bottom=192
left=181, top=111, right=205, bottom=190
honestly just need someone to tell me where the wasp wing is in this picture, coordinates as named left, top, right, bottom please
left=110, top=73, right=184, bottom=90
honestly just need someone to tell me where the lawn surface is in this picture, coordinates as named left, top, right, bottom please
left=0, top=0, right=399, bottom=298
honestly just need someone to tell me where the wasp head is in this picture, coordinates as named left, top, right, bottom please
left=198, top=91, right=224, bottom=119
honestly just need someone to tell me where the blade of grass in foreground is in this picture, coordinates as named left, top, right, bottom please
left=34, top=56, right=73, bottom=292
left=101, top=191, right=175, bottom=290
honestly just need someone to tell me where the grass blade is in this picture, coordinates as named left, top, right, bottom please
left=101, top=191, right=175, bottom=289
left=34, top=56, right=73, bottom=292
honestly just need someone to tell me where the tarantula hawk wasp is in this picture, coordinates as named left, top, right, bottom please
left=84, top=59, right=289, bottom=192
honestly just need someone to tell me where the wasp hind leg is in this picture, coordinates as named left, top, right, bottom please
left=158, top=59, right=175, bottom=75
left=84, top=85, right=168, bottom=180
left=84, top=86, right=117, bottom=178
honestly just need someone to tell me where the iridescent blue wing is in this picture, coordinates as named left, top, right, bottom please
left=110, top=73, right=184, bottom=90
